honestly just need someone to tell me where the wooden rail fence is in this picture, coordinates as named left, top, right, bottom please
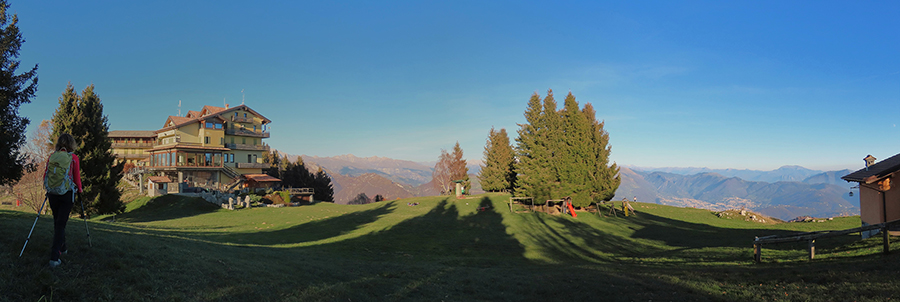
left=753, top=218, right=900, bottom=263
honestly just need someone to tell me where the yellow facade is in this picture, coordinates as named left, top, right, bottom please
left=145, top=104, right=272, bottom=190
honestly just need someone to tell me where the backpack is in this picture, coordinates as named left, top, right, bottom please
left=44, top=151, right=75, bottom=195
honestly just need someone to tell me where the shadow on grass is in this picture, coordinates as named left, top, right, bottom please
left=202, top=201, right=398, bottom=245
left=116, top=195, right=222, bottom=223
left=307, top=197, right=528, bottom=265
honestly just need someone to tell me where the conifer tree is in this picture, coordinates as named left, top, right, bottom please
left=51, top=84, right=124, bottom=214
left=449, top=142, right=470, bottom=194
left=0, top=1, right=39, bottom=186
left=313, top=167, right=334, bottom=202
left=478, top=127, right=516, bottom=192
left=513, top=90, right=619, bottom=208
left=583, top=103, right=619, bottom=202
left=514, top=92, right=552, bottom=202
left=557, top=92, right=594, bottom=206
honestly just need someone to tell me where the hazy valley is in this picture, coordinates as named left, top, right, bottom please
left=295, top=154, right=859, bottom=219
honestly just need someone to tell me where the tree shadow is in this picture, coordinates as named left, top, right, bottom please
left=116, top=195, right=221, bottom=223
left=194, top=201, right=398, bottom=245
left=305, top=197, right=528, bottom=266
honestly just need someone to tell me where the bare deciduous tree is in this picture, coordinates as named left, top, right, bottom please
left=432, top=149, right=452, bottom=194
left=13, top=120, right=54, bottom=213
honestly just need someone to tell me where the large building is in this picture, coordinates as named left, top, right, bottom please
left=144, top=104, right=275, bottom=191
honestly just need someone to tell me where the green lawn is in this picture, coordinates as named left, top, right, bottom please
left=1, top=193, right=897, bottom=301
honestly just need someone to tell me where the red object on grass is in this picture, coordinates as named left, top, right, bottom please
left=567, top=202, right=577, bottom=217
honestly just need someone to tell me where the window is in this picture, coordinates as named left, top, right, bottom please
left=248, top=154, right=252, bottom=163
left=252, top=138, right=256, bottom=145
left=206, top=122, right=214, bottom=128
left=216, top=123, right=223, bottom=129
left=242, top=138, right=246, bottom=144
left=220, top=137, right=224, bottom=145
left=253, top=125, right=256, bottom=132
left=230, top=137, right=234, bottom=144
left=205, top=136, right=210, bottom=144
left=244, top=113, right=247, bottom=118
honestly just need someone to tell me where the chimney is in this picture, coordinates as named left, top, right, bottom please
left=225, top=103, right=229, bottom=109
left=864, top=155, right=876, bottom=171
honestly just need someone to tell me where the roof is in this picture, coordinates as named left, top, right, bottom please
left=243, top=174, right=281, bottom=182
left=155, top=104, right=272, bottom=133
left=147, top=176, right=172, bottom=183
left=109, top=130, right=156, bottom=138
left=161, top=116, right=193, bottom=130
left=842, top=153, right=900, bottom=183
left=185, top=110, right=202, bottom=118
left=201, top=105, right=228, bottom=115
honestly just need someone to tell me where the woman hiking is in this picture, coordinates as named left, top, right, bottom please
left=43, top=133, right=83, bottom=268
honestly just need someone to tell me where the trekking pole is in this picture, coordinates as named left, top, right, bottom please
left=77, top=193, right=92, bottom=247
left=19, top=196, right=49, bottom=257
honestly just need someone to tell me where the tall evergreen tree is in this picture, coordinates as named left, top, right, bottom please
left=557, top=92, right=594, bottom=206
left=478, top=127, right=516, bottom=192
left=583, top=103, right=620, bottom=202
left=51, top=84, right=124, bottom=214
left=449, top=142, right=470, bottom=194
left=313, top=167, right=334, bottom=202
left=0, top=1, right=38, bottom=186
left=263, top=150, right=282, bottom=179
left=514, top=90, right=619, bottom=208
left=515, top=92, right=552, bottom=202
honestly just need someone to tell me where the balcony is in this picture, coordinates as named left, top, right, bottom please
left=231, top=116, right=254, bottom=123
left=225, top=128, right=270, bottom=138
left=114, top=153, right=150, bottom=160
left=225, top=143, right=270, bottom=151
left=236, top=162, right=269, bottom=169
left=111, top=142, right=155, bottom=148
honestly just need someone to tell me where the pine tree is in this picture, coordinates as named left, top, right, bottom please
left=557, top=92, right=594, bottom=206
left=0, top=1, right=39, bottom=186
left=583, top=103, right=620, bottom=202
left=313, top=167, right=334, bottom=202
left=449, top=142, right=470, bottom=194
left=515, top=92, right=552, bottom=202
left=478, top=127, right=515, bottom=192
left=513, top=90, right=620, bottom=208
left=51, top=84, right=124, bottom=214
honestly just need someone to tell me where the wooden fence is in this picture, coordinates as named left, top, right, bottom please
left=753, top=218, right=900, bottom=263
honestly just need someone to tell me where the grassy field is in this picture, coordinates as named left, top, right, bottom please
left=1, top=193, right=898, bottom=301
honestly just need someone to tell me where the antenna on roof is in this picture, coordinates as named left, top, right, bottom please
left=241, top=89, right=245, bottom=105
left=178, top=100, right=182, bottom=117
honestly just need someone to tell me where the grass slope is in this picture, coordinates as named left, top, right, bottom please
left=1, top=193, right=898, bottom=301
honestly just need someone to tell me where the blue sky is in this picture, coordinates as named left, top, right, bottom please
left=13, top=1, right=900, bottom=171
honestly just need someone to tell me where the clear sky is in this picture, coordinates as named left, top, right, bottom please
left=12, top=1, right=900, bottom=171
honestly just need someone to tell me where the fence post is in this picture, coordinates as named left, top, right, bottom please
left=883, top=225, right=891, bottom=255
left=808, top=239, right=815, bottom=260
left=753, top=237, right=761, bottom=263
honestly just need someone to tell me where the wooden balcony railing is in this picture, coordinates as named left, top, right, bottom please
left=224, top=143, right=270, bottom=151
left=225, top=128, right=270, bottom=138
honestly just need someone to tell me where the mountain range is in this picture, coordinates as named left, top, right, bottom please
left=626, top=165, right=852, bottom=184
left=615, top=167, right=859, bottom=221
left=297, top=154, right=861, bottom=219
